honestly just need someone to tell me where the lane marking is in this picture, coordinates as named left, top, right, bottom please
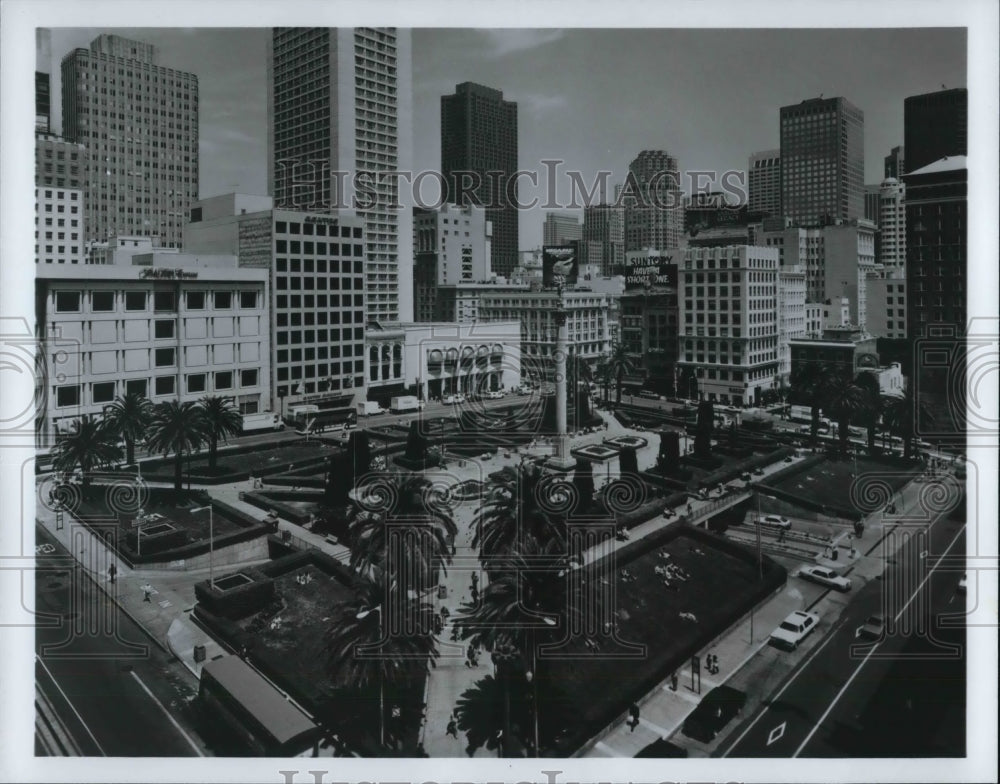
left=593, top=740, right=617, bottom=756
left=638, top=716, right=671, bottom=736
left=792, top=522, right=966, bottom=757
left=127, top=670, right=205, bottom=756
left=35, top=655, right=106, bottom=756
left=767, top=721, right=786, bottom=745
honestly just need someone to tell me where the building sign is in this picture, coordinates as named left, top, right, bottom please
left=139, top=268, right=198, bottom=280
left=542, top=245, right=578, bottom=287
left=238, top=216, right=273, bottom=268
left=624, top=256, right=677, bottom=290
left=304, top=215, right=340, bottom=226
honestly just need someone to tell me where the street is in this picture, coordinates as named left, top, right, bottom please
left=721, top=502, right=966, bottom=758
left=34, top=525, right=209, bottom=757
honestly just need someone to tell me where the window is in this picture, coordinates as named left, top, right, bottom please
left=92, top=291, right=114, bottom=312
left=153, top=291, right=176, bottom=311
left=56, top=385, right=81, bottom=408
left=154, top=376, right=175, bottom=396
left=154, top=347, right=176, bottom=367
left=125, top=379, right=147, bottom=398
left=186, top=374, right=207, bottom=393
left=55, top=291, right=81, bottom=312
left=240, top=369, right=258, bottom=387
left=214, top=291, right=231, bottom=309
left=214, top=371, right=233, bottom=390
left=239, top=290, right=257, bottom=309
left=186, top=291, right=205, bottom=309
left=154, top=320, right=175, bottom=339
left=92, top=382, right=115, bottom=404
left=125, top=291, right=146, bottom=311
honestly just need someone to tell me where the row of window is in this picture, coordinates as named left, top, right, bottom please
left=277, top=362, right=364, bottom=383
left=53, top=290, right=260, bottom=314
left=275, top=240, right=364, bottom=256
left=276, top=328, right=365, bottom=346
left=275, top=221, right=363, bottom=239
left=55, top=369, right=259, bottom=408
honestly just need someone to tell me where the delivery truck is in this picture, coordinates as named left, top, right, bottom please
left=241, top=411, right=284, bottom=433
left=389, top=395, right=422, bottom=413
left=357, top=400, right=384, bottom=417
left=789, top=405, right=816, bottom=424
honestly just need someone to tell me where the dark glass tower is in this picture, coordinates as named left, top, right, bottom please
left=903, top=88, right=967, bottom=174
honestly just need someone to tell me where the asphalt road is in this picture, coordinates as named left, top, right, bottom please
left=34, top=525, right=209, bottom=757
left=721, top=503, right=967, bottom=758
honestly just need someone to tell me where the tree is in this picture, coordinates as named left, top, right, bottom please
left=103, top=393, right=151, bottom=467
left=792, top=363, right=834, bottom=446
left=594, top=360, right=614, bottom=406
left=326, top=576, right=439, bottom=749
left=199, top=396, right=244, bottom=473
left=145, top=401, right=206, bottom=493
left=693, top=400, right=715, bottom=459
left=822, top=375, right=868, bottom=456
left=572, top=460, right=595, bottom=515
left=882, top=387, right=931, bottom=460
left=604, top=343, right=635, bottom=406
left=51, top=416, right=122, bottom=497
left=404, top=420, right=428, bottom=462
left=853, top=373, right=883, bottom=451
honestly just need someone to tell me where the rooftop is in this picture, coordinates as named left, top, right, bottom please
left=906, top=155, right=968, bottom=176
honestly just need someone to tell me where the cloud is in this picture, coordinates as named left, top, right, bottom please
left=519, top=93, right=569, bottom=114
left=477, top=29, right=566, bottom=58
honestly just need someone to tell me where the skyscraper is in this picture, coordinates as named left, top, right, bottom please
left=61, top=34, right=199, bottom=249
left=36, top=28, right=51, bottom=134
left=542, top=212, right=582, bottom=246
left=779, top=97, right=864, bottom=226
left=748, top=149, right=781, bottom=217
left=267, top=27, right=414, bottom=323
left=582, top=204, right=624, bottom=276
left=884, top=145, right=904, bottom=179
left=623, top=150, right=683, bottom=253
left=441, top=82, right=518, bottom=278
left=903, top=88, right=967, bottom=174
left=879, top=178, right=906, bottom=271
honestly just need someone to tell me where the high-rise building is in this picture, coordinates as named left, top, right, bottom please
left=864, top=269, right=907, bottom=340
left=779, top=97, right=864, bottom=226
left=821, top=220, right=878, bottom=329
left=441, top=82, right=518, bottom=278
left=623, top=150, right=683, bottom=253
left=582, top=204, right=624, bottom=276
left=777, top=266, right=807, bottom=383
left=879, top=178, right=906, bottom=270
left=903, top=88, right=967, bottom=174
left=267, top=28, right=413, bottom=323
left=35, top=133, right=87, bottom=265
left=748, top=149, right=781, bottom=217
left=864, top=184, right=881, bottom=227
left=884, top=145, right=904, bottom=179
left=542, top=212, right=582, bottom=246
left=36, top=28, right=52, bottom=134
left=61, top=35, right=199, bottom=249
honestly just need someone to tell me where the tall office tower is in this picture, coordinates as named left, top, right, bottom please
left=61, top=35, right=199, bottom=249
left=864, top=184, right=881, bottom=227
left=748, top=149, right=781, bottom=217
left=779, top=97, right=864, bottom=226
left=884, top=145, right=904, bottom=179
left=879, top=178, right=906, bottom=271
left=36, top=28, right=52, bottom=133
left=543, top=212, right=582, bottom=246
left=441, top=82, right=518, bottom=278
left=35, top=133, right=87, bottom=265
left=582, top=204, right=624, bottom=276
left=623, top=150, right=683, bottom=252
left=903, top=88, right=967, bottom=174
left=267, top=28, right=413, bottom=323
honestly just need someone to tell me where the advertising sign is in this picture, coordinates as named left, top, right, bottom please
left=624, top=255, right=677, bottom=290
left=542, top=245, right=578, bottom=287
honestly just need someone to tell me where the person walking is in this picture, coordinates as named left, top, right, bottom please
left=446, top=715, right=459, bottom=739
left=627, top=703, right=640, bottom=732
left=107, top=563, right=117, bottom=584
left=141, top=582, right=152, bottom=602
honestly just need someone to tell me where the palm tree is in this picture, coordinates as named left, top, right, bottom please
left=145, top=401, right=207, bottom=493
left=348, top=473, right=457, bottom=592
left=51, top=416, right=123, bottom=497
left=853, top=373, right=883, bottom=451
left=822, top=375, right=868, bottom=456
left=103, top=393, right=152, bottom=467
left=594, top=360, right=614, bottom=407
left=604, top=343, right=635, bottom=406
left=791, top=363, right=833, bottom=445
left=199, top=396, right=244, bottom=473
left=326, top=576, right=439, bottom=749
left=883, top=386, right=931, bottom=460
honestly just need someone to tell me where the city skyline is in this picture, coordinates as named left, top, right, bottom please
left=40, top=27, right=966, bottom=250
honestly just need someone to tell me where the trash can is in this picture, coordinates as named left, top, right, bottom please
left=193, top=644, right=206, bottom=663
left=438, top=585, right=447, bottom=599
left=281, top=529, right=292, bottom=543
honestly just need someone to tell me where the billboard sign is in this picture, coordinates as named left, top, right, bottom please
left=542, top=245, right=578, bottom=288
left=624, top=255, right=678, bottom=290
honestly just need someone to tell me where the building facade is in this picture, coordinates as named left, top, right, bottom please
left=864, top=269, right=907, bottom=340
left=789, top=326, right=879, bottom=387
left=441, top=82, right=518, bottom=278
left=822, top=220, right=877, bottom=329
left=36, top=257, right=270, bottom=444
left=879, top=178, right=906, bottom=271
left=543, top=212, right=582, bottom=246
left=623, top=150, right=684, bottom=253
left=903, top=88, right=967, bottom=174
left=185, top=194, right=368, bottom=415
left=777, top=266, right=807, bottom=382
left=35, top=133, right=87, bottom=265
left=61, top=34, right=199, bottom=248
left=619, top=289, right=680, bottom=395
left=884, top=145, right=904, bottom=179
left=267, top=27, right=413, bottom=323
left=677, top=245, right=780, bottom=406
left=748, top=149, right=781, bottom=217
left=779, top=96, right=864, bottom=226
left=582, top=204, right=625, bottom=276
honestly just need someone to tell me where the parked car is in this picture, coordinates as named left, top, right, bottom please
left=486, top=390, right=504, bottom=400
left=756, top=514, right=791, bottom=531
left=681, top=685, right=747, bottom=743
left=798, top=565, right=852, bottom=592
left=856, top=614, right=886, bottom=641
left=769, top=610, right=820, bottom=650
left=443, top=393, right=466, bottom=405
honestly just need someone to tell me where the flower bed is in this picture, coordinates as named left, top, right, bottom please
left=605, top=435, right=649, bottom=450
left=572, top=444, right=621, bottom=461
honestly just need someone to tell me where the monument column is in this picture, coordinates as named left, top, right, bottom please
left=548, top=292, right=576, bottom=471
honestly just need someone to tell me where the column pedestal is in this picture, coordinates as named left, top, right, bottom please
left=548, top=304, right=576, bottom=472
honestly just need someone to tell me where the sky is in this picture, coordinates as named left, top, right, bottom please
left=43, top=27, right=966, bottom=249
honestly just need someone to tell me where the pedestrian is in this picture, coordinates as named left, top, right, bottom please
left=670, top=671, right=678, bottom=691
left=470, top=586, right=479, bottom=604
left=471, top=572, right=479, bottom=589
left=628, top=703, right=640, bottom=731
left=446, top=715, right=459, bottom=739
left=142, top=582, right=152, bottom=602
left=107, top=563, right=117, bottom=584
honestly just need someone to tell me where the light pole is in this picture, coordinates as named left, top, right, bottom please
left=525, top=615, right=557, bottom=757
left=356, top=605, right=386, bottom=747
left=191, top=505, right=215, bottom=588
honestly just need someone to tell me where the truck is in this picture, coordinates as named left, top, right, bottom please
left=357, top=400, right=384, bottom=417
left=789, top=405, right=816, bottom=424
left=241, top=411, right=284, bottom=433
left=389, top=395, right=422, bottom=413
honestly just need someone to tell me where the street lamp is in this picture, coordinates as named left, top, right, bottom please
left=356, top=605, right=386, bottom=746
left=525, top=614, right=557, bottom=757
left=191, top=505, right=215, bottom=588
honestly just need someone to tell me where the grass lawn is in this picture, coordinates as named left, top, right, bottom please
left=188, top=441, right=337, bottom=476
left=75, top=488, right=245, bottom=540
left=765, top=455, right=917, bottom=515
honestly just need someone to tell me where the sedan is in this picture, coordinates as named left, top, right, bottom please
left=756, top=514, right=791, bottom=531
left=769, top=610, right=820, bottom=650
left=681, top=686, right=747, bottom=743
left=855, top=614, right=886, bottom=640
left=797, top=565, right=852, bottom=592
